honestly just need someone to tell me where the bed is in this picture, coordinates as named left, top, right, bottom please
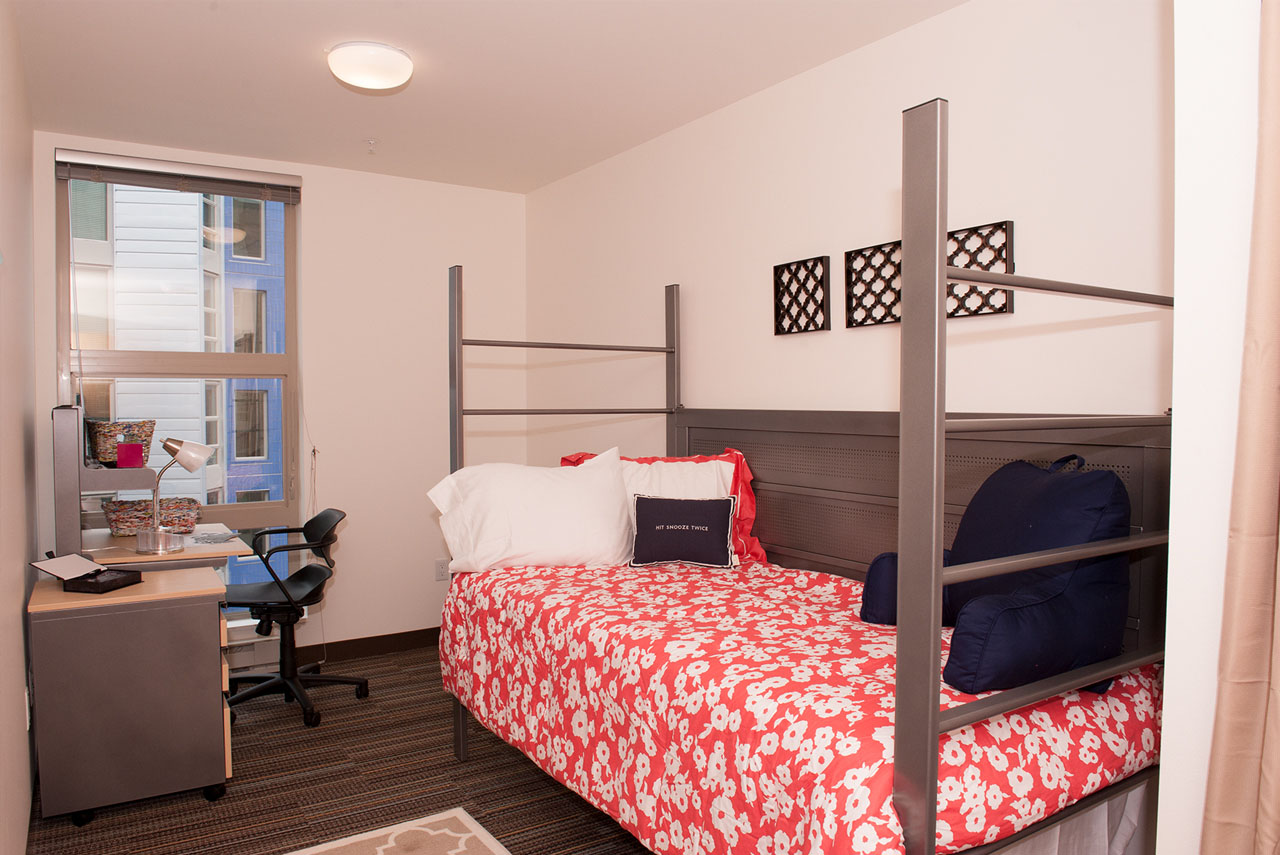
left=441, top=560, right=1160, bottom=855
left=436, top=98, right=1172, bottom=855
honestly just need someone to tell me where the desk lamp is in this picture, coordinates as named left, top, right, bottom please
left=136, top=437, right=214, bottom=555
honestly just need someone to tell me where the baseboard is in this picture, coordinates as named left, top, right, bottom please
left=297, top=627, right=440, bottom=664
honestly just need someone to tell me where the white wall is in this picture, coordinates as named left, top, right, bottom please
left=525, top=0, right=1173, bottom=465
left=1160, top=2, right=1260, bottom=852
left=0, top=0, right=35, bottom=849
left=32, top=133, right=527, bottom=643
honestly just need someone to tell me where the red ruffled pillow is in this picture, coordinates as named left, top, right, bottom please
left=561, top=448, right=767, bottom=564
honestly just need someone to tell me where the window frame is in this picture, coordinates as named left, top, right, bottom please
left=202, top=271, right=223, bottom=353
left=201, top=193, right=218, bottom=250
left=55, top=151, right=301, bottom=532
left=231, top=197, right=265, bottom=260
left=233, top=387, right=269, bottom=460
left=203, top=379, right=223, bottom=467
left=232, top=287, right=267, bottom=354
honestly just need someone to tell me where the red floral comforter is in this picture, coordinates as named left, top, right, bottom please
left=440, top=562, right=1161, bottom=855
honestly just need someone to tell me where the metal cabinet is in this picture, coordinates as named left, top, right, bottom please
left=27, top=568, right=230, bottom=820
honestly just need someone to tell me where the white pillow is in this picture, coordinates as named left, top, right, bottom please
left=619, top=458, right=734, bottom=504
left=618, top=458, right=734, bottom=555
left=428, top=447, right=631, bottom=572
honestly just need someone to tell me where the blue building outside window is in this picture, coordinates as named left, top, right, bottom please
left=223, top=199, right=288, bottom=587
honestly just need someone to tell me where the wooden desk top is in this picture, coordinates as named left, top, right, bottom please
left=80, top=523, right=253, bottom=565
left=28, top=566, right=226, bottom=613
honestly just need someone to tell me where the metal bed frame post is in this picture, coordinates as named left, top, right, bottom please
left=895, top=98, right=1174, bottom=854
left=449, top=265, right=464, bottom=474
left=447, top=268, right=468, bottom=761
left=665, top=283, right=681, bottom=455
left=445, top=266, right=681, bottom=760
left=896, top=97, right=949, bottom=855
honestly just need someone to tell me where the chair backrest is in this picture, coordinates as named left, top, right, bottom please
left=304, top=508, right=347, bottom=567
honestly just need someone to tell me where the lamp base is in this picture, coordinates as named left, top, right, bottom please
left=136, top=527, right=186, bottom=555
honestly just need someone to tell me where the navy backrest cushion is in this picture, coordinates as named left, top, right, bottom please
left=859, top=551, right=900, bottom=625
left=860, top=549, right=952, bottom=626
left=941, top=457, right=1132, bottom=693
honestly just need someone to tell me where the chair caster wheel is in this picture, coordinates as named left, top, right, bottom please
left=284, top=690, right=295, bottom=703
left=229, top=709, right=237, bottom=726
left=203, top=783, right=226, bottom=802
left=303, top=709, right=321, bottom=727
left=70, top=810, right=94, bottom=827
left=355, top=684, right=369, bottom=699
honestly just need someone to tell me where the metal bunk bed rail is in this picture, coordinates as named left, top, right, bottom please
left=939, top=648, right=1168, bottom=733
left=946, top=267, right=1174, bottom=308
left=941, top=531, right=1171, bottom=585
left=462, top=407, right=674, bottom=416
left=946, top=414, right=1171, bottom=432
left=447, top=265, right=681, bottom=472
left=895, top=99, right=1174, bottom=855
left=461, top=338, right=673, bottom=353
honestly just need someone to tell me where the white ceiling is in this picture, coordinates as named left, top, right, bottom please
left=12, top=0, right=965, bottom=193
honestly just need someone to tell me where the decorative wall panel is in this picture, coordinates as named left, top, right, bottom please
left=845, top=220, right=1014, bottom=328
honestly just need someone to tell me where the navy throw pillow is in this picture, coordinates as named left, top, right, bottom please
left=941, top=455, right=1131, bottom=693
left=631, top=495, right=736, bottom=568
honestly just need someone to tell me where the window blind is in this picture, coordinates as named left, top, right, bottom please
left=55, top=149, right=301, bottom=204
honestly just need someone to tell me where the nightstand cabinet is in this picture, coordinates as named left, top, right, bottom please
left=28, top=567, right=230, bottom=819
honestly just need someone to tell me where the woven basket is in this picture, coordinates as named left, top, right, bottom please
left=101, top=497, right=201, bottom=537
left=85, top=419, right=155, bottom=466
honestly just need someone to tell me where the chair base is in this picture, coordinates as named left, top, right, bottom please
left=227, top=668, right=369, bottom=727
left=226, top=620, right=369, bottom=727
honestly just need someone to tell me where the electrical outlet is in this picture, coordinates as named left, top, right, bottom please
left=434, top=559, right=449, bottom=581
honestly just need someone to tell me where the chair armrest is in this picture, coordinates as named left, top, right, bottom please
left=260, top=540, right=324, bottom=563
left=251, top=526, right=306, bottom=553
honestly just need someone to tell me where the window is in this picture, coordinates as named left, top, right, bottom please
left=56, top=150, right=300, bottom=537
left=202, top=272, right=222, bottom=353
left=80, top=379, right=114, bottom=421
left=231, top=198, right=264, bottom=259
left=234, top=389, right=268, bottom=458
left=233, top=288, right=266, bottom=353
left=70, top=180, right=108, bottom=241
left=224, top=527, right=291, bottom=591
left=201, top=194, right=218, bottom=250
left=203, top=381, right=222, bottom=467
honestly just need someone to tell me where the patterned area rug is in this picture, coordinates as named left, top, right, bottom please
left=287, top=808, right=512, bottom=855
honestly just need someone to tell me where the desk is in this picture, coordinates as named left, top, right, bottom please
left=28, top=567, right=231, bottom=819
left=79, top=523, right=253, bottom=573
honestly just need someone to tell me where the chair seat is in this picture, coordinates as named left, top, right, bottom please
left=224, top=563, right=333, bottom=608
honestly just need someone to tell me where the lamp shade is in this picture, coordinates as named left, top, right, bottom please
left=327, top=41, right=413, bottom=90
left=160, top=437, right=214, bottom=472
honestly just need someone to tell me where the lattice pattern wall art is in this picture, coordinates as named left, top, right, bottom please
left=844, top=220, right=1015, bottom=328
left=774, top=255, right=831, bottom=335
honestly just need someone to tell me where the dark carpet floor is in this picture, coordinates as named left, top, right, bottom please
left=26, top=644, right=651, bottom=855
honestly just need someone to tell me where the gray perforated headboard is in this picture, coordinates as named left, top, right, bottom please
left=674, top=409, right=1171, bottom=652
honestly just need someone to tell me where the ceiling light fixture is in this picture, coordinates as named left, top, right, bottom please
left=327, top=41, right=413, bottom=91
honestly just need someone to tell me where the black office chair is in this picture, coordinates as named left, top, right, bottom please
left=224, top=508, right=369, bottom=727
